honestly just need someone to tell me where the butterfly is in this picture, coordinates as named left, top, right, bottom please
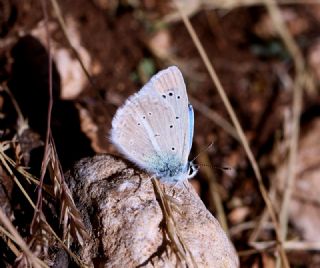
left=110, top=66, right=197, bottom=183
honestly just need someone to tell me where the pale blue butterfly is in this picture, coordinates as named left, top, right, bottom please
left=110, top=66, right=198, bottom=183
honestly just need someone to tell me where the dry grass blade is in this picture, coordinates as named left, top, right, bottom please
left=196, top=147, right=229, bottom=235
left=0, top=144, right=51, bottom=265
left=30, top=0, right=53, bottom=249
left=48, top=136, right=89, bottom=246
left=202, top=0, right=320, bottom=10
left=189, top=96, right=239, bottom=141
left=0, top=143, right=85, bottom=266
left=0, top=208, right=48, bottom=268
left=152, top=178, right=198, bottom=268
left=262, top=0, right=305, bottom=243
left=0, top=84, right=43, bottom=167
left=50, top=0, right=95, bottom=88
left=0, top=146, right=36, bottom=207
left=174, top=1, right=289, bottom=266
left=250, top=240, right=320, bottom=251
left=249, top=186, right=277, bottom=243
left=0, top=150, right=55, bottom=195
left=0, top=84, right=24, bottom=126
left=16, top=211, right=51, bottom=268
left=0, top=225, right=21, bottom=257
left=262, top=1, right=307, bottom=267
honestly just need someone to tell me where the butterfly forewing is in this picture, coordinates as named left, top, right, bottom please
left=111, top=66, right=192, bottom=178
left=149, top=66, right=191, bottom=164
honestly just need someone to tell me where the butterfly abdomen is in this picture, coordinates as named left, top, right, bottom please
left=146, top=153, right=186, bottom=182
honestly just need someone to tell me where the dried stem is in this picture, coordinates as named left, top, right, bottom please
left=31, top=0, right=53, bottom=232
left=189, top=96, right=239, bottom=141
left=50, top=0, right=95, bottom=88
left=0, top=225, right=21, bottom=257
left=196, top=147, right=229, bottom=235
left=174, top=1, right=289, bottom=266
left=0, top=208, right=48, bottom=268
left=152, top=178, right=198, bottom=267
left=0, top=144, right=85, bottom=266
left=48, top=136, right=89, bottom=246
left=262, top=0, right=305, bottom=241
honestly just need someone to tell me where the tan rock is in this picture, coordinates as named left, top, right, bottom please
left=66, top=154, right=239, bottom=267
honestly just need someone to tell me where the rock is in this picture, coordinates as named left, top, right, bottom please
left=65, top=154, right=239, bottom=267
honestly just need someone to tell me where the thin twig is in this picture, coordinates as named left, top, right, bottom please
left=0, top=209, right=48, bottom=268
left=196, top=147, right=229, bottom=235
left=0, top=146, right=86, bottom=267
left=0, top=225, right=21, bottom=257
left=249, top=186, right=277, bottom=242
left=152, top=178, right=198, bottom=267
left=238, top=240, right=320, bottom=257
left=262, top=0, right=304, bottom=239
left=0, top=84, right=24, bottom=125
left=174, top=1, right=289, bottom=266
left=50, top=0, right=95, bottom=88
left=189, top=96, right=239, bottom=141
left=250, top=240, right=320, bottom=251
left=31, top=0, right=54, bottom=231
left=261, top=1, right=308, bottom=267
left=202, top=0, right=320, bottom=10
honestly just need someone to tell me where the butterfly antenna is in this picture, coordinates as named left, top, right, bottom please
left=191, top=141, right=214, bottom=163
left=197, top=163, right=233, bottom=172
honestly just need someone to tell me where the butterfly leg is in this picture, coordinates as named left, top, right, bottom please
left=166, top=180, right=182, bottom=197
left=142, top=175, right=157, bottom=187
left=175, top=180, right=190, bottom=198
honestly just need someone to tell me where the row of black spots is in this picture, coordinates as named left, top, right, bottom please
left=137, top=114, right=179, bottom=127
left=161, top=90, right=181, bottom=100
left=136, top=112, right=153, bottom=126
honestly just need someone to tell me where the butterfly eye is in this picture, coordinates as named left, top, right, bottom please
left=162, top=94, right=166, bottom=98
left=177, top=96, right=180, bottom=99
left=168, top=92, right=173, bottom=96
left=176, top=116, right=179, bottom=119
left=171, top=147, right=175, bottom=151
left=170, top=125, right=173, bottom=128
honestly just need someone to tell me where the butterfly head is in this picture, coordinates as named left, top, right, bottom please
left=187, top=161, right=198, bottom=179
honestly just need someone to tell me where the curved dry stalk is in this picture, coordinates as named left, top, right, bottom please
left=0, top=225, right=21, bottom=257
left=30, top=0, right=53, bottom=245
left=48, top=137, right=89, bottom=247
left=0, top=149, right=36, bottom=207
left=202, top=0, right=320, bottom=10
left=190, top=96, right=239, bottom=141
left=196, top=146, right=229, bottom=235
left=49, top=0, right=95, bottom=88
left=152, top=178, right=198, bottom=268
left=0, top=144, right=86, bottom=266
left=261, top=2, right=307, bottom=268
left=262, top=0, right=305, bottom=240
left=250, top=240, right=320, bottom=251
left=0, top=84, right=25, bottom=126
left=173, top=1, right=289, bottom=266
left=0, top=208, right=48, bottom=268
